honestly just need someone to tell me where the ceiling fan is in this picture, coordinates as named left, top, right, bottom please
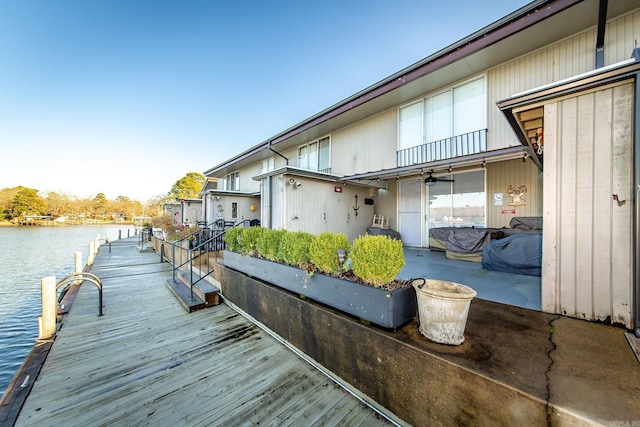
left=424, top=170, right=455, bottom=186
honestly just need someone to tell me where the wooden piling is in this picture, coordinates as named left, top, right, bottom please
left=38, top=276, right=56, bottom=340
left=74, top=251, right=82, bottom=285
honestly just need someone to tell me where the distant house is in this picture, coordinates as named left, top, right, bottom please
left=163, top=198, right=203, bottom=226
left=202, top=0, right=640, bottom=332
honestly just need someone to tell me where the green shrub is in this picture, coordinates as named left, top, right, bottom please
left=238, top=226, right=265, bottom=255
left=351, top=235, right=405, bottom=287
left=224, top=226, right=244, bottom=252
left=309, top=232, right=350, bottom=275
left=256, top=228, right=286, bottom=261
left=278, top=231, right=314, bottom=267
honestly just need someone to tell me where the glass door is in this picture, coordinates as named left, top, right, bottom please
left=426, top=170, right=485, bottom=245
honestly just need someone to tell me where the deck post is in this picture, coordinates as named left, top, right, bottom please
left=94, top=235, right=100, bottom=254
left=74, top=251, right=82, bottom=285
left=88, top=242, right=95, bottom=266
left=38, top=276, right=56, bottom=340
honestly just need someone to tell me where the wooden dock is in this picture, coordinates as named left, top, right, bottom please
left=12, top=238, right=392, bottom=426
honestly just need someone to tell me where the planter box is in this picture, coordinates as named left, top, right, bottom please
left=223, top=250, right=417, bottom=329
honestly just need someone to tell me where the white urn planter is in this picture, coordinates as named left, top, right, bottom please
left=413, top=279, right=477, bottom=345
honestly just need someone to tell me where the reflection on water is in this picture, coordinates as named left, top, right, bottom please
left=0, top=224, right=135, bottom=398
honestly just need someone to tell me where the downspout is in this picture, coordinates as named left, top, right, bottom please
left=266, top=141, right=286, bottom=230
left=595, top=0, right=607, bottom=68
left=268, top=140, right=289, bottom=165
left=264, top=176, right=272, bottom=229
left=635, top=67, right=640, bottom=337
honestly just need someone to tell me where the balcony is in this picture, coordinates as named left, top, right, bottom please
left=397, top=129, right=487, bottom=167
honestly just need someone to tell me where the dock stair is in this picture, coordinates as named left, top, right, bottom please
left=167, top=263, right=221, bottom=313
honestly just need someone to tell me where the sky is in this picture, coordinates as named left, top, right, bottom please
left=0, top=0, right=531, bottom=202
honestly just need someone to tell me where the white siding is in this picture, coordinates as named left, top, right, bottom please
left=485, top=159, right=543, bottom=228
left=238, top=163, right=262, bottom=193
left=330, top=110, right=397, bottom=176
left=278, top=177, right=374, bottom=241
left=542, top=82, right=633, bottom=327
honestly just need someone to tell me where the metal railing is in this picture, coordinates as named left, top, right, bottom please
left=56, top=272, right=103, bottom=316
left=159, top=219, right=256, bottom=301
left=397, top=129, right=487, bottom=167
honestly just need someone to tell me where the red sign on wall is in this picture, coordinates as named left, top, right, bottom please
left=334, top=186, right=343, bottom=193
left=501, top=209, right=516, bottom=215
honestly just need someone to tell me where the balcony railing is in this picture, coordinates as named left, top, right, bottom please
left=397, top=129, right=487, bottom=167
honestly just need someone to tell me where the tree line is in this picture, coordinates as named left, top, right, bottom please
left=0, top=172, right=206, bottom=223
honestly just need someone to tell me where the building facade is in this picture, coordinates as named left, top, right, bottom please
left=203, top=0, right=640, bottom=331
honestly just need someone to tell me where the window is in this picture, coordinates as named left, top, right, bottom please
left=399, top=76, right=485, bottom=150
left=223, top=171, right=239, bottom=191
left=398, top=102, right=423, bottom=150
left=298, top=136, right=330, bottom=172
left=429, top=170, right=485, bottom=228
left=261, top=157, right=275, bottom=173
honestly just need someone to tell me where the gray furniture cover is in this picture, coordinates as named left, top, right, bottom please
left=482, top=233, right=542, bottom=276
left=366, top=226, right=401, bottom=240
left=445, top=229, right=503, bottom=262
left=509, top=217, right=542, bottom=230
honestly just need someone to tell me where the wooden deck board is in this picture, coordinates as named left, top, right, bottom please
left=14, top=239, right=390, bottom=426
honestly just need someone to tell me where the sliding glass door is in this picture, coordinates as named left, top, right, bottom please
left=427, top=170, right=485, bottom=242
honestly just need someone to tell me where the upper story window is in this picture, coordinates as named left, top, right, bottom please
left=261, top=157, right=275, bottom=174
left=398, top=76, right=486, bottom=165
left=298, top=136, right=330, bottom=173
left=223, top=171, right=239, bottom=191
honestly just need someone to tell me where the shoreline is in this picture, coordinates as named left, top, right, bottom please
left=0, top=221, right=135, bottom=227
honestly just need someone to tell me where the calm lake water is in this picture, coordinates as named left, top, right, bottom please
left=0, top=224, right=136, bottom=398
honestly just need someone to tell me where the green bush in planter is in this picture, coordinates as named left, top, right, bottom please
left=351, top=234, right=405, bottom=287
left=256, top=228, right=286, bottom=261
left=238, top=226, right=265, bottom=256
left=278, top=231, right=314, bottom=267
left=224, top=226, right=244, bottom=252
left=309, top=232, right=350, bottom=275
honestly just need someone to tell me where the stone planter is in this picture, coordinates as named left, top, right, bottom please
left=223, top=250, right=417, bottom=329
left=413, top=279, right=476, bottom=345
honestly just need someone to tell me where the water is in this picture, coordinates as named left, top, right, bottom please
left=0, top=224, right=135, bottom=398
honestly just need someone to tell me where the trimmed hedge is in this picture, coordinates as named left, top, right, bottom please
left=351, top=234, right=405, bottom=287
left=225, top=227, right=405, bottom=285
left=277, top=231, right=314, bottom=267
left=309, top=232, right=350, bottom=275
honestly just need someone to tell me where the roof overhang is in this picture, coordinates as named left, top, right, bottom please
left=253, top=166, right=386, bottom=190
left=341, top=146, right=529, bottom=184
left=202, top=189, right=260, bottom=198
left=497, top=57, right=640, bottom=169
left=252, top=166, right=340, bottom=182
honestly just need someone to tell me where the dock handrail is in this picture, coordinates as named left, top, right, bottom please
left=161, top=220, right=254, bottom=301
left=56, top=272, right=103, bottom=316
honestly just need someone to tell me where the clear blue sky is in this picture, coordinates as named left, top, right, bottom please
left=0, top=0, right=531, bottom=202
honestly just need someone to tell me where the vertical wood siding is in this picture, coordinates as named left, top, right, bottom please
left=485, top=159, right=543, bottom=228
left=543, top=82, right=633, bottom=327
left=330, top=110, right=397, bottom=176
left=281, top=178, right=373, bottom=241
